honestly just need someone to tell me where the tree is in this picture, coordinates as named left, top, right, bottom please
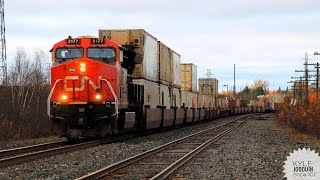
left=0, top=47, right=51, bottom=140
left=252, top=79, right=269, bottom=96
left=252, top=79, right=269, bottom=90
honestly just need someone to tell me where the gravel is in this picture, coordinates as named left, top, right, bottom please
left=0, top=136, right=65, bottom=151
left=0, top=115, right=245, bottom=179
left=171, top=115, right=320, bottom=179
left=2, top=114, right=317, bottom=179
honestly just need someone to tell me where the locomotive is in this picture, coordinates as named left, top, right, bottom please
left=48, top=29, right=262, bottom=140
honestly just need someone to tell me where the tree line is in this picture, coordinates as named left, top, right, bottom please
left=0, top=48, right=52, bottom=141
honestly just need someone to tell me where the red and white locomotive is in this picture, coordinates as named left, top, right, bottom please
left=48, top=29, right=261, bottom=140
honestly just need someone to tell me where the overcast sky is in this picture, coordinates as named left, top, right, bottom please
left=5, top=0, right=320, bottom=92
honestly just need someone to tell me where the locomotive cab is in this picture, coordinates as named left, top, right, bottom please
left=48, top=36, right=131, bottom=140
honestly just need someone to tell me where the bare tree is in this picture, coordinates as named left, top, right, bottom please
left=0, top=47, right=51, bottom=140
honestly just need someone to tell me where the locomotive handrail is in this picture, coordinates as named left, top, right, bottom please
left=101, top=79, right=119, bottom=118
left=47, top=79, right=63, bottom=117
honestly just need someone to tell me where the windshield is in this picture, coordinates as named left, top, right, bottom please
left=87, top=48, right=116, bottom=59
left=56, top=48, right=83, bottom=59
left=87, top=47, right=117, bottom=65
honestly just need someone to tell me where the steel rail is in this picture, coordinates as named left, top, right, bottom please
left=150, top=118, right=247, bottom=180
left=0, top=140, right=102, bottom=168
left=0, top=141, right=67, bottom=159
left=76, top=115, right=252, bottom=180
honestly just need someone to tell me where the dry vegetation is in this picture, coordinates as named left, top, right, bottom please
left=276, top=93, right=320, bottom=139
left=0, top=48, right=52, bottom=141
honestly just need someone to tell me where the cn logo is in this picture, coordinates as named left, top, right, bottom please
left=64, top=76, right=102, bottom=91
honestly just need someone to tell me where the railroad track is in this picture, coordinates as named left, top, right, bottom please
left=0, top=132, right=158, bottom=169
left=77, top=115, right=253, bottom=180
left=0, top=139, right=103, bottom=168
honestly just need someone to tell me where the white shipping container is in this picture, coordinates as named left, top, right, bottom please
left=236, top=99, right=240, bottom=108
left=181, top=91, right=192, bottom=108
left=212, top=97, right=216, bottom=109
left=203, top=95, right=210, bottom=108
left=160, top=84, right=171, bottom=109
left=159, top=42, right=172, bottom=85
left=191, top=92, right=198, bottom=108
left=225, top=99, right=229, bottom=109
left=218, top=98, right=222, bottom=108
left=273, top=94, right=283, bottom=103
left=198, top=94, right=204, bottom=109
left=172, top=50, right=181, bottom=87
left=172, top=88, right=182, bottom=108
left=140, top=34, right=159, bottom=81
left=250, top=100, right=257, bottom=106
left=132, top=79, right=159, bottom=109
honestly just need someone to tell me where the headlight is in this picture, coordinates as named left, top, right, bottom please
left=61, top=95, right=67, bottom=100
left=95, top=94, right=101, bottom=100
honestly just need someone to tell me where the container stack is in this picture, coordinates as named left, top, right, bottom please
left=198, top=78, right=218, bottom=97
left=180, top=63, right=197, bottom=92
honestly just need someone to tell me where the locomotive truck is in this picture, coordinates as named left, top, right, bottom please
left=48, top=29, right=261, bottom=140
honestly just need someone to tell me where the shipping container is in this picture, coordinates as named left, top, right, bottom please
left=198, top=78, right=218, bottom=97
left=217, top=98, right=222, bottom=108
left=191, top=92, right=198, bottom=108
left=181, top=91, right=191, bottom=108
left=171, top=50, right=181, bottom=87
left=273, top=94, right=284, bottom=103
left=198, top=94, right=204, bottom=108
left=236, top=99, right=240, bottom=108
left=229, top=100, right=236, bottom=108
left=181, top=63, right=197, bottom=92
left=246, top=100, right=250, bottom=106
left=211, top=96, right=216, bottom=109
left=158, top=42, right=172, bottom=85
left=160, top=84, right=171, bottom=109
left=99, top=29, right=159, bottom=82
left=203, top=95, right=210, bottom=109
left=172, top=88, right=182, bottom=108
left=250, top=100, right=257, bottom=107
left=132, top=79, right=159, bottom=109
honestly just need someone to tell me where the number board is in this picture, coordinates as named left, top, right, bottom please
left=67, top=38, right=80, bottom=45
left=91, top=38, right=105, bottom=44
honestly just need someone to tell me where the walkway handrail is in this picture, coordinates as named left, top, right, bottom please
left=47, top=79, right=62, bottom=117
left=101, top=79, right=119, bottom=118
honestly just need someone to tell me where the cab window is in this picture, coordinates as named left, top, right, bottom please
left=87, top=48, right=116, bottom=65
left=56, top=48, right=84, bottom=59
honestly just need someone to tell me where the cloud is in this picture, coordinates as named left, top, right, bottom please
left=4, top=0, right=320, bottom=92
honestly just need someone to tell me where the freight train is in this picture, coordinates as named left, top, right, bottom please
left=48, top=29, right=266, bottom=141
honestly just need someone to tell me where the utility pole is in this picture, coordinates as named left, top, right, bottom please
left=316, top=63, right=319, bottom=105
left=0, top=0, right=7, bottom=85
left=294, top=53, right=317, bottom=105
left=305, top=53, right=309, bottom=105
left=233, top=64, right=236, bottom=98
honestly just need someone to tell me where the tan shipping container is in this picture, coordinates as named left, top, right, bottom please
left=181, top=63, right=197, bottom=92
left=198, top=78, right=218, bottom=97
left=99, top=29, right=159, bottom=82
left=158, top=41, right=171, bottom=85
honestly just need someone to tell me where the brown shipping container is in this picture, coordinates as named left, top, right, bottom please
left=171, top=50, right=181, bottom=87
left=158, top=42, right=172, bottom=85
left=198, top=78, right=218, bottom=97
left=181, top=63, right=197, bottom=92
left=99, top=29, right=159, bottom=82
